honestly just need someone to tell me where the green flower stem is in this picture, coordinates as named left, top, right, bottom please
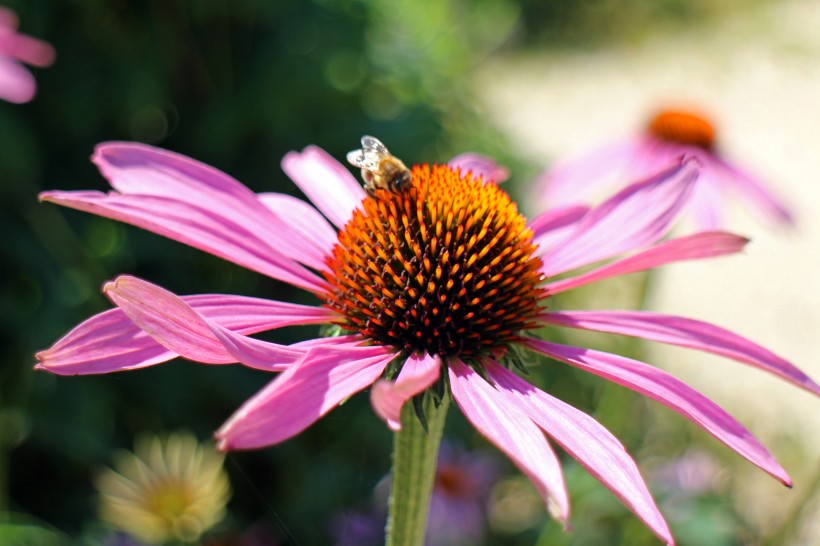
left=386, top=393, right=450, bottom=546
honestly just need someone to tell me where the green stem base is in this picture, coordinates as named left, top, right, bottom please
left=385, top=393, right=450, bottom=546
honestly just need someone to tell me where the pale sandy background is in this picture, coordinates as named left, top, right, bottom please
left=477, top=0, right=820, bottom=542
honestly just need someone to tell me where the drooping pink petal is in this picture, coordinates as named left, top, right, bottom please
left=543, top=232, right=748, bottom=295
left=485, top=361, right=674, bottom=545
left=281, top=145, right=366, bottom=230
left=0, top=7, right=19, bottom=28
left=526, top=339, right=792, bottom=486
left=685, top=170, right=726, bottom=230
left=448, top=359, right=570, bottom=523
left=538, top=311, right=820, bottom=396
left=529, top=204, right=590, bottom=253
left=0, top=28, right=56, bottom=67
left=719, top=159, right=795, bottom=226
left=89, top=142, right=330, bottom=272
left=293, top=334, right=365, bottom=348
left=257, top=192, right=339, bottom=258
left=35, top=294, right=337, bottom=376
left=216, top=343, right=397, bottom=450
left=39, top=190, right=326, bottom=294
left=538, top=133, right=794, bottom=231
left=103, top=276, right=305, bottom=371
left=539, top=158, right=699, bottom=277
left=536, top=138, right=648, bottom=208
left=371, top=352, right=441, bottom=431
left=448, top=153, right=510, bottom=184
left=0, top=56, right=35, bottom=103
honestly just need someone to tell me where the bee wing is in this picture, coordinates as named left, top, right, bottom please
left=347, top=135, right=388, bottom=171
left=361, top=135, right=388, bottom=154
left=347, top=148, right=381, bottom=171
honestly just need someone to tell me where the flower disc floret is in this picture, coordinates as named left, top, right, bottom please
left=324, top=164, right=546, bottom=357
left=648, top=110, right=716, bottom=150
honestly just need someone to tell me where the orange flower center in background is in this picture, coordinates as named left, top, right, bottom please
left=435, top=464, right=475, bottom=498
left=647, top=110, right=716, bottom=149
left=324, top=165, right=546, bottom=358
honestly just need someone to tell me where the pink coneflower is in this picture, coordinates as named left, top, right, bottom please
left=0, top=6, right=54, bottom=104
left=37, top=141, right=818, bottom=544
left=536, top=108, right=794, bottom=229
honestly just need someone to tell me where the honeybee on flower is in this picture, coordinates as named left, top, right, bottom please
left=347, top=135, right=412, bottom=195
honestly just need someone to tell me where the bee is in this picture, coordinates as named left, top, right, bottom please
left=347, top=135, right=412, bottom=195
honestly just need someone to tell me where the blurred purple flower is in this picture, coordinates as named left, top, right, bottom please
left=100, top=532, right=147, bottom=546
left=329, top=510, right=385, bottom=546
left=425, top=443, right=499, bottom=545
left=536, top=108, right=793, bottom=229
left=0, top=6, right=54, bottom=103
left=653, top=449, right=723, bottom=496
left=330, top=442, right=499, bottom=546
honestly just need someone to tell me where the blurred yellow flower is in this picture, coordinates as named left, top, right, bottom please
left=95, top=431, right=231, bottom=544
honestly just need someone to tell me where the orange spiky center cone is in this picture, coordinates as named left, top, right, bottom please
left=648, top=110, right=716, bottom=150
left=323, top=164, right=546, bottom=358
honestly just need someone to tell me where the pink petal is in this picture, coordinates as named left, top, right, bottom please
left=0, top=56, right=35, bottom=103
left=448, top=359, right=570, bottom=523
left=103, top=276, right=305, bottom=371
left=485, top=361, right=674, bottom=546
left=89, top=142, right=329, bottom=272
left=0, top=7, right=19, bottom=28
left=535, top=138, right=648, bottom=208
left=281, top=145, right=366, bottom=230
left=543, top=231, right=748, bottom=294
left=257, top=192, right=339, bottom=258
left=685, top=170, right=726, bottom=230
left=538, top=310, right=820, bottom=396
left=529, top=204, right=590, bottom=238
left=526, top=339, right=792, bottom=486
left=39, top=190, right=325, bottom=294
left=539, top=158, right=699, bottom=277
left=0, top=30, right=56, bottom=67
left=719, top=160, right=795, bottom=227
left=371, top=352, right=441, bottom=431
left=293, top=334, right=364, bottom=348
left=529, top=205, right=590, bottom=254
left=35, top=294, right=336, bottom=376
left=448, top=153, right=510, bottom=184
left=216, top=343, right=396, bottom=450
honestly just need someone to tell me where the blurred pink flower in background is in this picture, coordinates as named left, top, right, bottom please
left=330, top=441, right=499, bottom=546
left=0, top=5, right=54, bottom=103
left=37, top=141, right=819, bottom=544
left=448, top=152, right=511, bottom=184
left=653, top=449, right=724, bottom=496
left=536, top=108, right=794, bottom=230
left=425, top=442, right=500, bottom=545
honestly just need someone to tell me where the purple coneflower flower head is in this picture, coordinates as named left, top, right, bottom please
left=37, top=140, right=819, bottom=545
left=535, top=108, right=794, bottom=230
left=0, top=6, right=54, bottom=103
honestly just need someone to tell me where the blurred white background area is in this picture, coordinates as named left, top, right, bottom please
left=477, top=0, right=820, bottom=542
